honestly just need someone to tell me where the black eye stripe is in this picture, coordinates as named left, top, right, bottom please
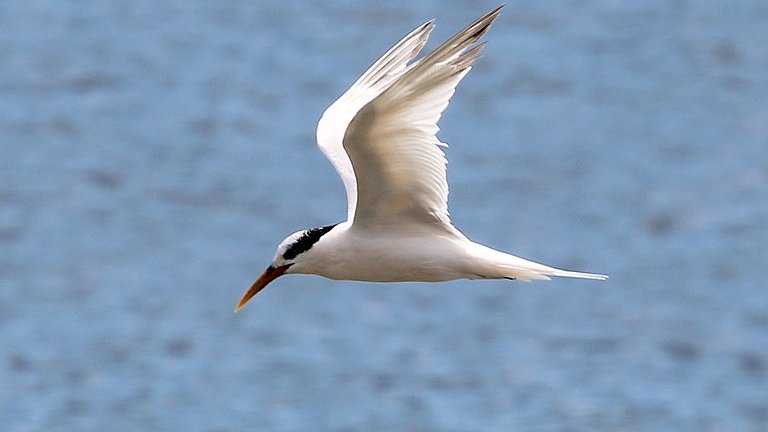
left=283, top=224, right=338, bottom=260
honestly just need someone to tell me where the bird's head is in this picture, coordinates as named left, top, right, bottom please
left=234, top=224, right=338, bottom=312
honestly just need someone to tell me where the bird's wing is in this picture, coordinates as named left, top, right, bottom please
left=344, top=6, right=503, bottom=232
left=316, top=20, right=435, bottom=221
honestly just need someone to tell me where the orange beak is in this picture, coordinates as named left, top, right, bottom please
left=234, top=265, right=290, bottom=312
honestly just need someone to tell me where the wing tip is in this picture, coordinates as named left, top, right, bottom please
left=471, top=5, right=505, bottom=39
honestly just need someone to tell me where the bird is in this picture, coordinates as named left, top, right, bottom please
left=235, top=5, right=607, bottom=312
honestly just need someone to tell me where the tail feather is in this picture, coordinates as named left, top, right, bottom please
left=497, top=262, right=608, bottom=282
left=468, top=243, right=608, bottom=282
left=546, top=267, right=609, bottom=280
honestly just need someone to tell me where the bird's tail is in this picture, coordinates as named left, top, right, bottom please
left=500, top=264, right=609, bottom=281
left=468, top=243, right=608, bottom=281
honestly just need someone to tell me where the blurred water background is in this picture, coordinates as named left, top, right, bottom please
left=1, top=1, right=767, bottom=431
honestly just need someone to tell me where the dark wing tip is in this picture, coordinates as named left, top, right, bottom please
left=469, top=5, right=505, bottom=40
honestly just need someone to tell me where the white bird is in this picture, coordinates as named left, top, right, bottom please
left=235, top=5, right=607, bottom=312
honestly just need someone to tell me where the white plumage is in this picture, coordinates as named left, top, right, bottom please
left=236, top=6, right=607, bottom=312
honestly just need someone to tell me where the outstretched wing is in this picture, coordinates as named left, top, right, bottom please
left=316, top=19, right=435, bottom=221
left=343, top=6, right=503, bottom=232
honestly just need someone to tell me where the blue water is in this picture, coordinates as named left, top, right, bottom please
left=1, top=1, right=766, bottom=431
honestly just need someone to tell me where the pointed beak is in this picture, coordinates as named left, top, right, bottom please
left=234, top=264, right=290, bottom=312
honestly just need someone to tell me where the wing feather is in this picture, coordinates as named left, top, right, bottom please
left=343, top=7, right=503, bottom=232
left=316, top=21, right=435, bottom=221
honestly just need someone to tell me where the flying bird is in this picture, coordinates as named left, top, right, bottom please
left=235, top=5, right=607, bottom=312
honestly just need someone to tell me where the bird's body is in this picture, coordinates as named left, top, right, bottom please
left=236, top=6, right=606, bottom=311
left=287, top=222, right=603, bottom=283
left=288, top=221, right=475, bottom=282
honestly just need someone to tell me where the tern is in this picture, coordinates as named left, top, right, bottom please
left=235, top=5, right=607, bottom=312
